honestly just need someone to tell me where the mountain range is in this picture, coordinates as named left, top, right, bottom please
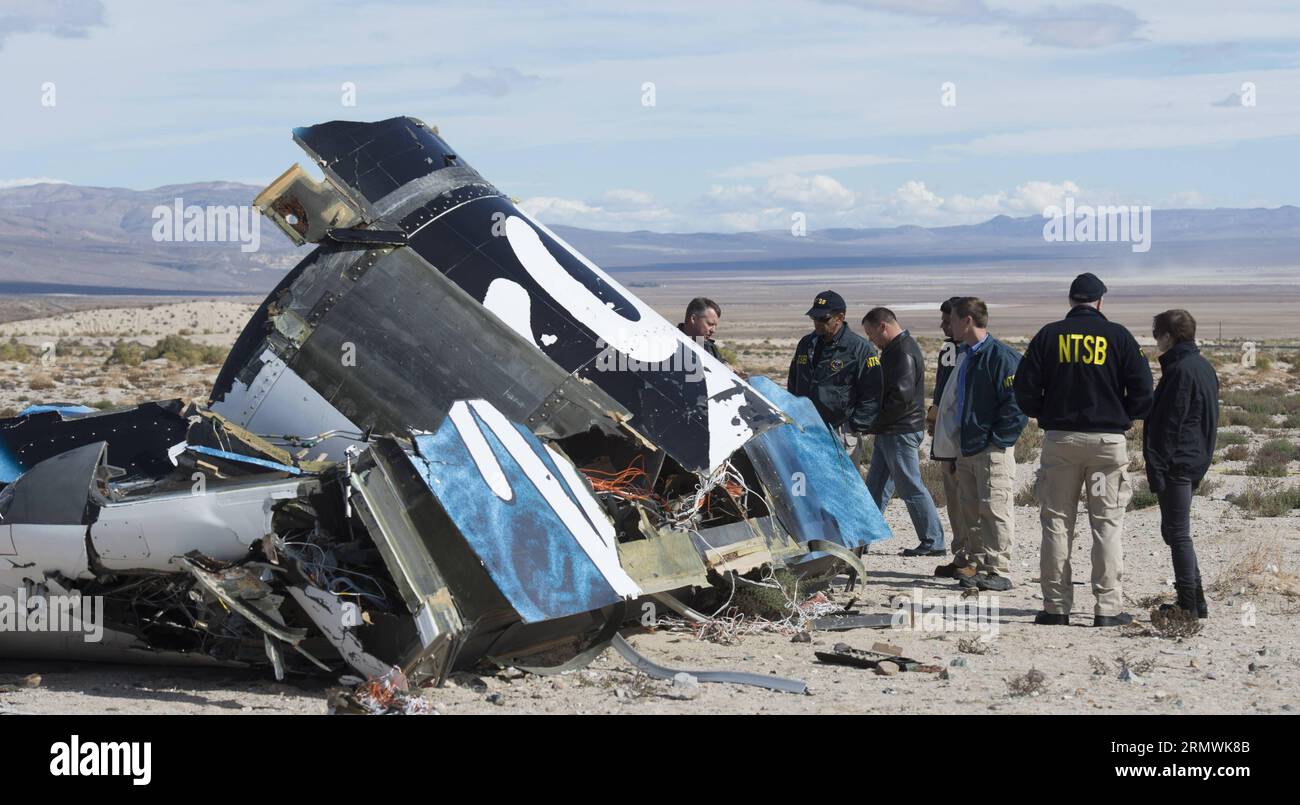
left=2, top=181, right=1297, bottom=294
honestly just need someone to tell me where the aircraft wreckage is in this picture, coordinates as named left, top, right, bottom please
left=0, top=117, right=891, bottom=690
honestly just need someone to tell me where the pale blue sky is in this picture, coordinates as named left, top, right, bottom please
left=1, top=0, right=1297, bottom=231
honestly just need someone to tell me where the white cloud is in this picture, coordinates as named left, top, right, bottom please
left=519, top=190, right=676, bottom=230
left=883, top=179, right=1084, bottom=223
left=706, top=173, right=858, bottom=211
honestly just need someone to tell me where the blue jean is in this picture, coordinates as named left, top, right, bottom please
left=866, top=431, right=946, bottom=550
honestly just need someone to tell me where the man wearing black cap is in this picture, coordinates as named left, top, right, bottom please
left=1014, top=272, right=1154, bottom=627
left=787, top=291, right=883, bottom=463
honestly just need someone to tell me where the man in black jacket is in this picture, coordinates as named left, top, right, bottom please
left=861, top=307, right=945, bottom=556
left=1144, top=309, right=1218, bottom=618
left=1014, top=273, right=1154, bottom=627
left=787, top=291, right=883, bottom=465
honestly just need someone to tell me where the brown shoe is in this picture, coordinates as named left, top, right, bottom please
left=953, top=566, right=978, bottom=583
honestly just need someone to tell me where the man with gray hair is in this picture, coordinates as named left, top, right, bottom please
left=679, top=297, right=724, bottom=363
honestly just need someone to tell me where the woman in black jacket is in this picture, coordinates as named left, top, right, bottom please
left=1143, top=309, right=1219, bottom=618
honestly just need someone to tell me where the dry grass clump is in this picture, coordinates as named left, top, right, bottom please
left=1210, top=538, right=1300, bottom=601
left=1007, top=668, right=1048, bottom=697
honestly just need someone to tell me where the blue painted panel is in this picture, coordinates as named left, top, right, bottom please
left=405, top=403, right=629, bottom=623
left=17, top=404, right=96, bottom=416
left=186, top=444, right=302, bottom=475
left=744, top=376, right=892, bottom=548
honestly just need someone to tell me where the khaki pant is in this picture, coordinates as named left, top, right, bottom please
left=1035, top=431, right=1133, bottom=617
left=953, top=446, right=1015, bottom=575
left=940, top=462, right=972, bottom=567
left=838, top=425, right=870, bottom=483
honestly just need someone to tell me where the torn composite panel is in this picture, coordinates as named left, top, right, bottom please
left=0, top=401, right=189, bottom=485
left=212, top=116, right=785, bottom=474
left=403, top=399, right=640, bottom=623
left=743, top=376, right=892, bottom=549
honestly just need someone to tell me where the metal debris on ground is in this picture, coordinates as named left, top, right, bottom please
left=328, top=667, right=434, bottom=715
left=0, top=117, right=895, bottom=705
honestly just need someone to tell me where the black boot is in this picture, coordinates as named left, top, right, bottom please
left=1194, top=576, right=1209, bottom=619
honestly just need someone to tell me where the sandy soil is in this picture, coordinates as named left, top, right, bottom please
left=0, top=297, right=1297, bottom=715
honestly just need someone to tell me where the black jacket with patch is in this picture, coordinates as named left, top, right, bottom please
left=787, top=324, right=882, bottom=432
left=1013, top=306, right=1154, bottom=433
left=1143, top=341, right=1219, bottom=493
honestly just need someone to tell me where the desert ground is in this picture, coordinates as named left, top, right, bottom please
left=1, top=275, right=1298, bottom=714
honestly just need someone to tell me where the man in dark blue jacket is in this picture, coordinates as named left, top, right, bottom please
left=935, top=297, right=1027, bottom=591
left=1013, top=273, right=1154, bottom=627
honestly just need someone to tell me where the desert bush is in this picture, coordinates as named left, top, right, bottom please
left=144, top=335, right=227, bottom=367
left=1256, top=355, right=1273, bottom=372
left=1223, top=444, right=1251, bottom=461
left=1127, top=477, right=1158, bottom=510
left=27, top=373, right=56, bottom=391
left=1221, top=387, right=1300, bottom=417
left=105, top=340, right=145, bottom=366
left=1014, top=483, right=1037, bottom=507
left=1014, top=421, right=1043, bottom=464
left=1221, top=408, right=1273, bottom=430
left=0, top=338, right=35, bottom=363
left=920, top=459, right=948, bottom=507
left=1007, top=668, right=1048, bottom=697
left=1245, top=438, right=1300, bottom=477
left=1227, top=481, right=1300, bottom=517
left=1216, top=430, right=1249, bottom=447
left=1195, top=475, right=1223, bottom=497
left=1210, top=537, right=1300, bottom=600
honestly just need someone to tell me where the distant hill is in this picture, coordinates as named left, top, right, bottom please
left=2, top=181, right=1297, bottom=293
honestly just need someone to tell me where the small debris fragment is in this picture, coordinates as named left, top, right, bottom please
left=876, top=661, right=899, bottom=676
left=670, top=672, right=700, bottom=700
left=21, top=674, right=41, bottom=688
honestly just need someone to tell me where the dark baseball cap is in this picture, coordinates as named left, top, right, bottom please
left=1069, top=272, right=1108, bottom=302
left=806, top=290, right=846, bottom=319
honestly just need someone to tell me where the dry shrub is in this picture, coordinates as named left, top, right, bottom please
left=920, top=459, right=948, bottom=507
left=1227, top=481, right=1300, bottom=517
left=1014, top=421, right=1043, bottom=463
left=1007, top=668, right=1048, bottom=697
left=1223, top=444, right=1251, bottom=462
left=1150, top=606, right=1202, bottom=637
left=1210, top=538, right=1300, bottom=601
left=27, top=373, right=56, bottom=391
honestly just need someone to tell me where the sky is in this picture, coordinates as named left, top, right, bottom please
left=1, top=0, right=1298, bottom=232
